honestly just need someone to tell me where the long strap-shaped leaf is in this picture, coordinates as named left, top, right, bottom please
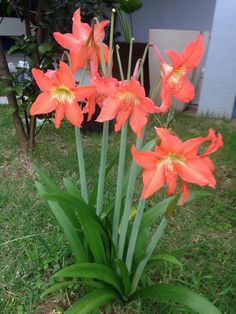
left=130, top=284, right=222, bottom=314
left=55, top=263, right=123, bottom=294
left=65, top=288, right=119, bottom=314
left=35, top=182, right=87, bottom=262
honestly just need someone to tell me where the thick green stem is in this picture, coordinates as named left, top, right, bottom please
left=112, top=121, right=128, bottom=246
left=131, top=216, right=168, bottom=293
left=125, top=199, right=146, bottom=272
left=115, top=45, right=125, bottom=81
left=96, top=121, right=109, bottom=215
left=118, top=133, right=144, bottom=259
left=127, top=37, right=134, bottom=81
left=75, top=127, right=88, bottom=203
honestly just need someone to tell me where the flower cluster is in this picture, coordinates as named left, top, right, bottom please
left=30, top=8, right=222, bottom=205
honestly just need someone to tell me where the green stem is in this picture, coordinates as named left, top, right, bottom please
left=112, top=121, right=128, bottom=246
left=127, top=37, right=134, bottom=81
left=95, top=9, right=116, bottom=216
left=125, top=199, right=146, bottom=272
left=109, top=9, right=116, bottom=69
left=96, top=121, right=109, bottom=215
left=75, top=127, right=88, bottom=203
left=115, top=45, right=125, bottom=81
left=131, top=216, right=168, bottom=293
left=93, top=17, right=107, bottom=75
left=118, top=133, right=144, bottom=259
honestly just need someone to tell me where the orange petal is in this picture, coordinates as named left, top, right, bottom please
left=130, top=106, right=147, bottom=137
left=30, top=92, right=57, bottom=115
left=179, top=182, right=190, bottom=205
left=54, top=62, right=75, bottom=88
left=73, top=86, right=95, bottom=101
left=172, top=76, right=195, bottom=103
left=54, top=106, right=65, bottom=128
left=65, top=101, right=83, bottom=128
left=140, top=97, right=157, bottom=113
left=131, top=146, right=159, bottom=170
left=32, top=68, right=54, bottom=92
left=96, top=98, right=120, bottom=122
left=53, top=32, right=79, bottom=50
left=114, top=109, right=131, bottom=132
left=141, top=166, right=165, bottom=199
left=175, top=159, right=215, bottom=187
left=182, top=34, right=204, bottom=71
left=72, top=8, right=91, bottom=40
left=166, top=50, right=183, bottom=69
left=155, top=128, right=183, bottom=153
left=70, top=45, right=89, bottom=72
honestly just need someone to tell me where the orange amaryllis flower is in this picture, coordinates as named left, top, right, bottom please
left=153, top=34, right=204, bottom=113
left=83, top=76, right=118, bottom=121
left=30, top=61, right=94, bottom=128
left=132, top=127, right=223, bottom=205
left=53, top=8, right=110, bottom=72
left=95, top=77, right=158, bottom=137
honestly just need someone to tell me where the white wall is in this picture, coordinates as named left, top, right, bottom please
left=116, top=0, right=216, bottom=42
left=198, top=0, right=236, bottom=118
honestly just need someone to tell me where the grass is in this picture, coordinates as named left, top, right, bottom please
left=0, top=105, right=236, bottom=313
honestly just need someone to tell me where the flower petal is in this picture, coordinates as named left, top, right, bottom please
left=70, top=45, right=89, bottom=72
left=72, top=8, right=91, bottom=41
left=130, top=106, right=147, bottom=137
left=32, top=68, right=54, bottom=92
left=96, top=98, right=120, bottom=122
left=166, top=50, right=183, bottom=69
left=30, top=92, right=57, bottom=115
left=53, top=32, right=79, bottom=50
left=65, top=101, right=83, bottom=128
left=73, top=86, right=96, bottom=101
left=175, top=158, right=215, bottom=187
left=141, top=165, right=165, bottom=199
left=155, top=128, right=183, bottom=153
left=140, top=97, right=158, bottom=113
left=53, top=62, right=75, bottom=88
left=131, top=146, right=159, bottom=170
left=172, top=76, right=195, bottom=103
left=54, top=106, right=65, bottom=128
left=182, top=34, right=204, bottom=71
left=179, top=181, right=190, bottom=205
left=114, top=109, right=131, bottom=132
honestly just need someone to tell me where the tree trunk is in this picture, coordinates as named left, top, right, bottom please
left=0, top=37, right=29, bottom=150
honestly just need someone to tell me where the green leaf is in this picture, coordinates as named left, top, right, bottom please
left=65, top=288, right=119, bottom=314
left=35, top=182, right=87, bottom=262
left=63, top=178, right=84, bottom=202
left=41, top=280, right=74, bottom=298
left=130, top=284, right=222, bottom=314
left=38, top=43, right=52, bottom=55
left=55, top=263, right=122, bottom=294
left=115, top=259, right=131, bottom=297
left=14, top=85, right=24, bottom=97
left=119, top=0, right=143, bottom=14
left=36, top=168, right=60, bottom=193
left=42, top=192, right=108, bottom=264
left=149, top=253, right=183, bottom=268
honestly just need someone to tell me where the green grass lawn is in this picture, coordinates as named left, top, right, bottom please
left=0, top=105, right=236, bottom=313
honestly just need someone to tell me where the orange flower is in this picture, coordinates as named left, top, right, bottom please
left=53, top=8, right=110, bottom=72
left=132, top=127, right=223, bottom=205
left=30, top=62, right=94, bottom=128
left=95, top=76, right=158, bottom=137
left=83, top=76, right=118, bottom=121
left=153, top=34, right=204, bottom=113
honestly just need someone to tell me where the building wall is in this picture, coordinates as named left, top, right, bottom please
left=198, top=0, right=236, bottom=118
left=116, top=0, right=216, bottom=42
